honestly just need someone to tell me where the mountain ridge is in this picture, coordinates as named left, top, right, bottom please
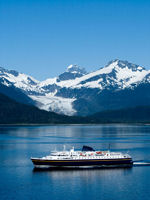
left=1, top=59, right=150, bottom=116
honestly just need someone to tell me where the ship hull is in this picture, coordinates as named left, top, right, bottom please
left=31, top=158, right=133, bottom=169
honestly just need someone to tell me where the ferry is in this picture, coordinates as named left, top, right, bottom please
left=31, top=146, right=133, bottom=169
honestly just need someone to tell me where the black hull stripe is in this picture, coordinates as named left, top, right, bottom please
left=31, top=158, right=132, bottom=162
left=32, top=159, right=133, bottom=166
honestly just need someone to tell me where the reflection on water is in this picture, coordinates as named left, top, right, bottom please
left=33, top=166, right=133, bottom=177
left=33, top=167, right=133, bottom=182
left=0, top=125, right=150, bottom=200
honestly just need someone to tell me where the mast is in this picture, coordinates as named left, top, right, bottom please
left=108, top=144, right=111, bottom=151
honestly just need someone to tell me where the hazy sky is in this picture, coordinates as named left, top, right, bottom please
left=0, top=0, right=150, bottom=80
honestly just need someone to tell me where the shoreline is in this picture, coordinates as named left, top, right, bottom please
left=0, top=123, right=149, bottom=126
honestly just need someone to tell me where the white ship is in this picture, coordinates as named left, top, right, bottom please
left=31, top=146, right=133, bottom=169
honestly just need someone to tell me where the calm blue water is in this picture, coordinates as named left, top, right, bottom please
left=0, top=124, right=150, bottom=200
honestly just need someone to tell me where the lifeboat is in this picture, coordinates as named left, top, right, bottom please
left=96, top=151, right=102, bottom=154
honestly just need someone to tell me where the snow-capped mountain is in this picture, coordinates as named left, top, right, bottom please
left=0, top=67, right=39, bottom=92
left=58, top=64, right=87, bottom=81
left=38, top=64, right=86, bottom=93
left=0, top=67, right=38, bottom=105
left=1, top=60, right=150, bottom=116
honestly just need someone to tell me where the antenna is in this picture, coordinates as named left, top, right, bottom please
left=108, top=144, right=111, bottom=151
left=63, top=145, right=66, bottom=151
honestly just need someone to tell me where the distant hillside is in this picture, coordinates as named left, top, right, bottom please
left=87, top=106, right=150, bottom=123
left=0, top=92, right=150, bottom=124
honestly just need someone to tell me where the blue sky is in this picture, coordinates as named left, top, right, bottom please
left=0, top=0, right=150, bottom=80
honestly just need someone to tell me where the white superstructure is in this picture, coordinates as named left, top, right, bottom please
left=39, top=147, right=131, bottom=161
